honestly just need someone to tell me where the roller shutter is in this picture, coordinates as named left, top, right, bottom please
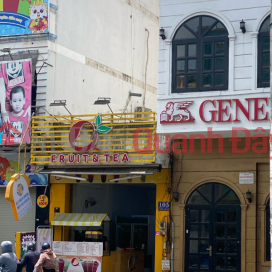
left=0, top=187, right=36, bottom=246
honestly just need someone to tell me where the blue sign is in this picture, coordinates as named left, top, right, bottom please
left=158, top=201, right=170, bottom=211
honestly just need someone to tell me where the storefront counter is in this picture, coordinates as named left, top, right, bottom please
left=111, top=251, right=144, bottom=272
left=101, top=256, right=111, bottom=272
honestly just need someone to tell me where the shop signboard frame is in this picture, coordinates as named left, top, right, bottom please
left=30, top=112, right=156, bottom=165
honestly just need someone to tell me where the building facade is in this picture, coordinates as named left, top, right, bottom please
left=0, top=1, right=169, bottom=271
left=158, top=0, right=270, bottom=272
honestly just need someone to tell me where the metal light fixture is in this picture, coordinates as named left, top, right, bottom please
left=246, top=190, right=252, bottom=203
left=94, top=97, right=113, bottom=113
left=109, top=175, right=142, bottom=182
left=51, top=174, right=87, bottom=181
left=0, top=48, right=13, bottom=60
left=173, top=191, right=179, bottom=202
left=85, top=197, right=97, bottom=208
left=129, top=92, right=142, bottom=97
left=240, top=20, right=246, bottom=33
left=159, top=28, right=166, bottom=40
left=140, top=175, right=146, bottom=183
left=50, top=100, right=72, bottom=115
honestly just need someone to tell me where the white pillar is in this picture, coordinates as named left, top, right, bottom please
left=251, top=32, right=258, bottom=91
left=228, top=35, right=236, bottom=92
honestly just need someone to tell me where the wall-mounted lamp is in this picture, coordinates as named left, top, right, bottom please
left=0, top=48, right=13, bottom=60
left=173, top=191, right=179, bottom=202
left=246, top=190, right=252, bottom=203
left=129, top=92, right=142, bottom=97
left=84, top=197, right=97, bottom=208
left=159, top=28, right=166, bottom=40
left=51, top=174, right=87, bottom=181
left=94, top=97, right=113, bottom=113
left=140, top=175, right=146, bottom=183
left=109, top=175, right=142, bottom=182
left=240, top=20, right=246, bottom=33
left=50, top=100, right=72, bottom=115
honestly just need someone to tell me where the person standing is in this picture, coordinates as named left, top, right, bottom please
left=0, top=241, right=17, bottom=272
left=34, top=243, right=56, bottom=272
left=17, top=243, right=40, bottom=272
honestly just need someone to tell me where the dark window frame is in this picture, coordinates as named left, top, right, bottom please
left=172, top=15, right=229, bottom=93
left=266, top=198, right=270, bottom=261
left=257, top=15, right=270, bottom=88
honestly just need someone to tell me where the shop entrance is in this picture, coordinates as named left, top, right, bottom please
left=70, top=183, right=156, bottom=272
left=185, top=183, right=241, bottom=272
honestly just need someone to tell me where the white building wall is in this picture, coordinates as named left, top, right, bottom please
left=157, top=0, right=270, bottom=135
left=46, top=0, right=159, bottom=116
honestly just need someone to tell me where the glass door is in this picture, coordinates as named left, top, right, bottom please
left=185, top=183, right=241, bottom=272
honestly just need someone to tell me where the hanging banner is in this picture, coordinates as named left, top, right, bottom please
left=0, top=59, right=32, bottom=145
left=5, top=173, right=32, bottom=220
left=0, top=153, right=47, bottom=186
left=0, top=0, right=49, bottom=36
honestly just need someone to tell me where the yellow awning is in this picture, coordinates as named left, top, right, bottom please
left=51, top=213, right=110, bottom=226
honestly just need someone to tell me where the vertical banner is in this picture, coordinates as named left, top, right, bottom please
left=0, top=59, right=32, bottom=145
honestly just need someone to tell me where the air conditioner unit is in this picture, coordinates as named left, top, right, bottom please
left=135, top=107, right=151, bottom=120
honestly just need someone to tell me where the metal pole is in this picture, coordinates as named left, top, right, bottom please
left=171, top=221, right=174, bottom=272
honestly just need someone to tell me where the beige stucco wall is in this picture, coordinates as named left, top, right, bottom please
left=171, top=138, right=270, bottom=272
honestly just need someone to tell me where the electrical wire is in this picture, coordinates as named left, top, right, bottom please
left=143, top=28, right=149, bottom=112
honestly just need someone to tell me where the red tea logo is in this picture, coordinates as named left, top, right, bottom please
left=69, top=114, right=112, bottom=152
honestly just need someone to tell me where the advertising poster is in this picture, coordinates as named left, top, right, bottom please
left=0, top=59, right=32, bottom=145
left=57, top=256, right=102, bottom=272
left=5, top=173, right=32, bottom=220
left=20, top=232, right=36, bottom=258
left=0, top=0, right=49, bottom=36
left=0, top=154, right=47, bottom=186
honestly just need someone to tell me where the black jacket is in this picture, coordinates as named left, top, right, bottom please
left=18, top=250, right=40, bottom=272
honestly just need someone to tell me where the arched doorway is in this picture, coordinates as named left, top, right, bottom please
left=185, top=182, right=241, bottom=272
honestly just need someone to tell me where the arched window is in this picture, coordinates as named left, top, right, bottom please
left=258, top=15, right=270, bottom=88
left=172, top=16, right=229, bottom=93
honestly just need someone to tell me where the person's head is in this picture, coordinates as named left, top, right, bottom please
left=10, top=86, right=26, bottom=114
left=41, top=243, right=50, bottom=250
left=27, top=243, right=35, bottom=251
left=1, top=241, right=13, bottom=253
